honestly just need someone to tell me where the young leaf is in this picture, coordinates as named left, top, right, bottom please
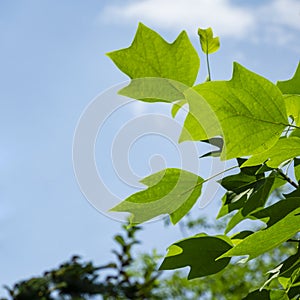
left=243, top=137, right=300, bottom=168
left=219, top=207, right=300, bottom=260
left=277, top=61, right=300, bottom=95
left=159, top=234, right=232, bottom=279
left=107, top=23, right=200, bottom=86
left=189, top=63, right=287, bottom=159
left=198, top=27, right=220, bottom=54
left=110, top=168, right=204, bottom=225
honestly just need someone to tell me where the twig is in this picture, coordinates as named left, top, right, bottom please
left=276, top=168, right=299, bottom=189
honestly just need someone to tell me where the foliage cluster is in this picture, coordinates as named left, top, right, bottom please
left=107, top=23, right=300, bottom=298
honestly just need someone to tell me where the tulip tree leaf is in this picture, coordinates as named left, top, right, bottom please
left=179, top=87, right=221, bottom=142
left=217, top=162, right=280, bottom=221
left=110, top=168, right=204, bottom=225
left=251, top=198, right=300, bottom=227
left=171, top=99, right=187, bottom=117
left=277, top=62, right=300, bottom=95
left=198, top=27, right=220, bottom=55
left=219, top=207, right=300, bottom=260
left=159, top=235, right=232, bottom=279
left=243, top=137, right=300, bottom=168
left=119, top=77, right=187, bottom=103
left=190, top=63, right=287, bottom=159
left=107, top=23, right=200, bottom=86
left=221, top=172, right=278, bottom=233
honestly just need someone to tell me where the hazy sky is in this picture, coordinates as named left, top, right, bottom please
left=0, top=0, right=299, bottom=296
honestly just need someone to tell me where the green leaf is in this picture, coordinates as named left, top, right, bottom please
left=179, top=87, right=221, bottom=142
left=198, top=27, right=220, bottom=54
left=277, top=62, right=300, bottom=95
left=159, top=234, right=232, bottom=279
left=119, top=77, right=187, bottom=103
left=110, top=168, right=204, bottom=225
left=243, top=289, right=289, bottom=300
left=199, top=137, right=224, bottom=158
left=107, top=23, right=200, bottom=86
left=284, top=94, right=300, bottom=125
left=243, top=137, right=300, bottom=168
left=190, top=63, right=287, bottom=159
left=277, top=252, right=300, bottom=279
left=114, top=235, right=125, bottom=246
left=251, top=197, right=300, bottom=226
left=217, top=191, right=248, bottom=219
left=171, top=99, right=187, bottom=117
left=219, top=207, right=300, bottom=260
left=294, top=158, right=300, bottom=182
left=217, top=170, right=279, bottom=230
left=224, top=171, right=280, bottom=233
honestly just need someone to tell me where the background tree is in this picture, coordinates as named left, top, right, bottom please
left=2, top=216, right=295, bottom=299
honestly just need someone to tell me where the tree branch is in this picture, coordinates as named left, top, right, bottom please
left=276, top=168, right=299, bottom=189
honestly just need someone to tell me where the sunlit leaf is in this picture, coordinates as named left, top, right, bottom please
left=243, top=137, right=300, bottom=168
left=198, top=27, right=220, bottom=55
left=119, top=77, right=187, bottom=103
left=219, top=207, right=300, bottom=260
left=110, top=168, right=204, bottom=225
left=107, top=23, right=200, bottom=86
left=188, top=63, right=287, bottom=159
left=171, top=99, right=187, bottom=117
left=277, top=62, right=300, bottom=95
left=284, top=94, right=300, bottom=126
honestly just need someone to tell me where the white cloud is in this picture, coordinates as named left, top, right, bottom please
left=101, top=0, right=255, bottom=38
left=100, top=0, right=300, bottom=47
left=263, top=0, right=300, bottom=31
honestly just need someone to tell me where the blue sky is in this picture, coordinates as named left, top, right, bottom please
left=0, top=0, right=299, bottom=296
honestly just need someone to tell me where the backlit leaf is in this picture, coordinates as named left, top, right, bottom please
left=284, top=94, right=300, bottom=125
left=107, top=23, right=200, bottom=86
left=219, top=207, right=300, bottom=260
left=277, top=62, right=300, bottom=95
left=243, top=137, right=300, bottom=168
left=119, top=77, right=187, bottom=103
left=110, top=168, right=203, bottom=225
left=198, top=27, right=220, bottom=55
left=189, top=63, right=287, bottom=159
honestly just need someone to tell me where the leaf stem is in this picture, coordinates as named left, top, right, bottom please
left=181, top=165, right=239, bottom=196
left=276, top=168, right=299, bottom=189
left=288, top=124, right=300, bottom=130
left=206, top=53, right=211, bottom=81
